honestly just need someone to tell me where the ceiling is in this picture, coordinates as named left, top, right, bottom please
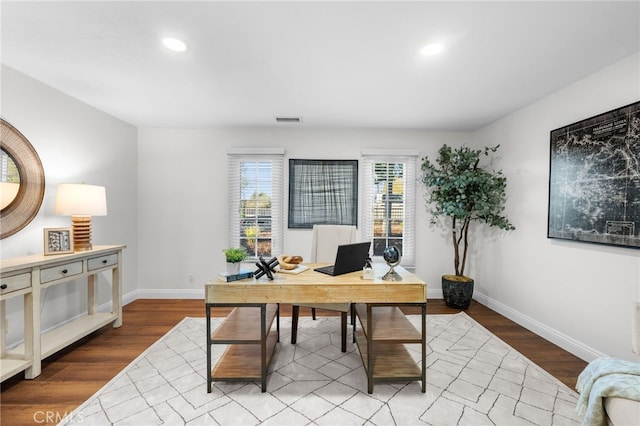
left=2, top=1, right=639, bottom=130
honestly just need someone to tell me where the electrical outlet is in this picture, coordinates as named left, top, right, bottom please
left=189, top=273, right=195, bottom=283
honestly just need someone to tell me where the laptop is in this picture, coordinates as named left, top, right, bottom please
left=314, top=241, right=371, bottom=276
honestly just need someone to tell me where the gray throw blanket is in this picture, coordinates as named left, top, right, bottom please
left=576, top=357, right=640, bottom=426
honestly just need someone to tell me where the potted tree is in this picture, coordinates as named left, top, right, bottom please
left=421, top=144, right=515, bottom=309
left=223, top=247, right=248, bottom=275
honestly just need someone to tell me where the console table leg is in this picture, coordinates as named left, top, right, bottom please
left=88, top=275, right=97, bottom=315
left=112, top=253, right=123, bottom=328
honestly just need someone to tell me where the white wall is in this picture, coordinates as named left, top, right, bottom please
left=0, top=65, right=138, bottom=345
left=472, top=53, right=640, bottom=362
left=137, top=54, right=640, bottom=363
left=4, top=52, right=640, bottom=364
left=136, top=127, right=470, bottom=297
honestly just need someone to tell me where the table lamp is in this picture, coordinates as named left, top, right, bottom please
left=54, top=183, right=107, bottom=251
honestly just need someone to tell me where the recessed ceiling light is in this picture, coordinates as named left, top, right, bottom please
left=420, top=43, right=444, bottom=56
left=162, top=37, right=188, bottom=52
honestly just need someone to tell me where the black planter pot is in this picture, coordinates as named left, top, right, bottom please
left=442, top=275, right=474, bottom=310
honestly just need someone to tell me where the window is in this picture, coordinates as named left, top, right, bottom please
left=361, top=150, right=418, bottom=268
left=228, top=148, right=284, bottom=258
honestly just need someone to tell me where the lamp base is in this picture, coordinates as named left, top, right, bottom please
left=71, top=216, right=93, bottom=251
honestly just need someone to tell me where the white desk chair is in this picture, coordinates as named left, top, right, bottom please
left=291, top=224, right=356, bottom=352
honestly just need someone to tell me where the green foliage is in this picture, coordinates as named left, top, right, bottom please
left=421, top=144, right=515, bottom=277
left=222, top=247, right=247, bottom=263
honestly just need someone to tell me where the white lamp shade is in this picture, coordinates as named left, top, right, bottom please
left=54, top=183, right=107, bottom=216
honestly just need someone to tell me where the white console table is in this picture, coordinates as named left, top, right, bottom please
left=0, top=244, right=125, bottom=381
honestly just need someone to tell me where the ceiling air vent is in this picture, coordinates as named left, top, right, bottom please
left=275, top=116, right=302, bottom=123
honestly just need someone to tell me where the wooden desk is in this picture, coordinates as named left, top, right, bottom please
left=205, top=263, right=426, bottom=393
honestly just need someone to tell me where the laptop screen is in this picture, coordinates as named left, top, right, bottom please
left=316, top=241, right=371, bottom=275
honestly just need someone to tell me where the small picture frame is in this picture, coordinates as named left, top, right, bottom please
left=44, top=227, right=74, bottom=255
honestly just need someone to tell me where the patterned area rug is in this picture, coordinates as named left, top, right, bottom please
left=59, top=313, right=582, bottom=425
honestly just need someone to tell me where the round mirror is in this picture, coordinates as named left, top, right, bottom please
left=1, top=151, right=21, bottom=209
left=1, top=119, right=45, bottom=239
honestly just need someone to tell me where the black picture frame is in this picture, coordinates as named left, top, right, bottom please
left=547, top=100, right=640, bottom=248
left=288, top=159, right=358, bottom=229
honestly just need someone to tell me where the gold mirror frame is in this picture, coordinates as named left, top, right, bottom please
left=1, top=118, right=45, bottom=239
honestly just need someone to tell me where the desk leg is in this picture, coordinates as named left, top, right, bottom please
left=352, top=304, right=356, bottom=343
left=340, top=312, right=347, bottom=352
left=206, top=304, right=212, bottom=393
left=260, top=304, right=267, bottom=392
left=366, top=304, right=373, bottom=394
left=291, top=305, right=299, bottom=344
left=422, top=303, right=426, bottom=393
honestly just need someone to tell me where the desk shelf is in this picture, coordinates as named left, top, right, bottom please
left=212, top=332, right=279, bottom=380
left=353, top=303, right=426, bottom=393
left=207, top=304, right=279, bottom=392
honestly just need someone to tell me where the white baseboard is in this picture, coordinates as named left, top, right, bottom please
left=427, top=289, right=443, bottom=299
left=473, top=290, right=605, bottom=362
left=128, top=288, right=204, bottom=300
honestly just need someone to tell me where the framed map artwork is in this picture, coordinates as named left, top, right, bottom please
left=548, top=101, right=640, bottom=248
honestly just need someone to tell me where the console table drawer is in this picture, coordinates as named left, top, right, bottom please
left=0, top=273, right=31, bottom=295
left=88, top=253, right=118, bottom=271
left=40, top=261, right=83, bottom=284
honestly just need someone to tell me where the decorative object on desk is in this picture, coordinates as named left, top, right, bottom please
left=54, top=183, right=108, bottom=252
left=218, top=269, right=254, bottom=282
left=421, top=144, right=515, bottom=309
left=43, top=227, right=74, bottom=255
left=381, top=246, right=402, bottom=281
left=363, top=256, right=374, bottom=279
left=1, top=118, right=46, bottom=240
left=254, top=256, right=278, bottom=280
left=276, top=254, right=303, bottom=270
left=275, top=264, right=309, bottom=274
left=222, top=247, right=247, bottom=275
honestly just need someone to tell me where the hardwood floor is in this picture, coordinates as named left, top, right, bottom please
left=0, top=299, right=587, bottom=425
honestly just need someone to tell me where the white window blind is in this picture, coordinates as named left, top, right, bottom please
left=361, top=150, right=418, bottom=268
left=228, top=149, right=284, bottom=258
